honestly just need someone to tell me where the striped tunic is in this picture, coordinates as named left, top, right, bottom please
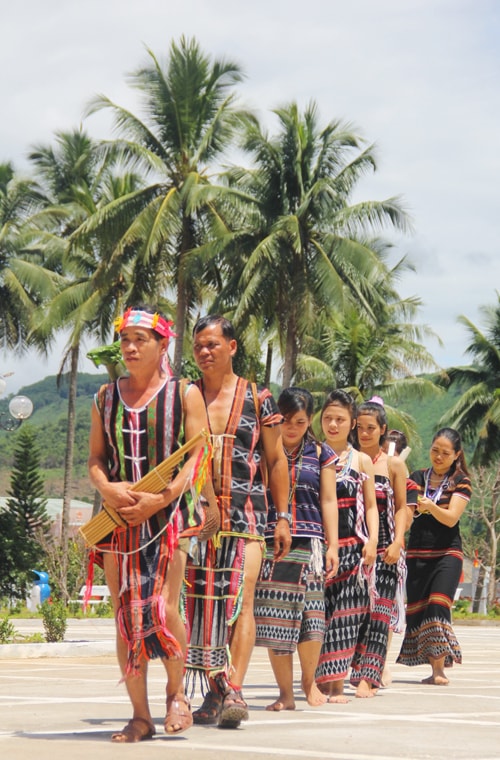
left=195, top=377, right=282, bottom=536
left=96, top=377, right=202, bottom=538
left=94, top=378, right=203, bottom=675
left=185, top=378, right=282, bottom=680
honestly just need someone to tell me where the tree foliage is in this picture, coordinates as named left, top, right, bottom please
left=212, top=102, right=412, bottom=386
left=0, top=425, right=51, bottom=599
left=4, top=36, right=496, bottom=598
left=80, top=36, right=246, bottom=374
left=464, top=463, right=500, bottom=608
left=438, top=292, right=500, bottom=465
left=0, top=161, right=43, bottom=352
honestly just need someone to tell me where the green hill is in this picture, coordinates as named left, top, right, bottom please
left=399, top=381, right=467, bottom=471
left=0, top=372, right=109, bottom=499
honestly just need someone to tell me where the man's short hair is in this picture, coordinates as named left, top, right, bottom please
left=193, top=314, right=235, bottom=340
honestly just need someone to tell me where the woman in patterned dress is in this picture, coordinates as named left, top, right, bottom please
left=353, top=398, right=408, bottom=697
left=380, top=428, right=419, bottom=687
left=254, top=387, right=339, bottom=710
left=397, top=428, right=471, bottom=685
left=315, top=390, right=379, bottom=702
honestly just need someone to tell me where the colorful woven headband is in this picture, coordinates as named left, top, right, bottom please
left=114, top=308, right=175, bottom=340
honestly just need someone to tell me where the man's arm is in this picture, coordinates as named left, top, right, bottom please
left=261, top=425, right=291, bottom=561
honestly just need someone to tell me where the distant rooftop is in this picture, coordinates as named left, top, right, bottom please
left=0, top=497, right=94, bottom=528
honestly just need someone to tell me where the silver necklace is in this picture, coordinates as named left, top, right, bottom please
left=424, top=467, right=449, bottom=502
left=335, top=444, right=353, bottom=480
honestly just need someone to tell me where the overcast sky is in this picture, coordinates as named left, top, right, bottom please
left=1, top=0, right=499, bottom=393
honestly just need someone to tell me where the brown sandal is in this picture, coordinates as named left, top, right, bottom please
left=165, top=693, right=193, bottom=734
left=193, top=689, right=224, bottom=725
left=218, top=688, right=249, bottom=729
left=111, top=717, right=155, bottom=743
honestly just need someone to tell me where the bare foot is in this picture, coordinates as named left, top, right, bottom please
left=327, top=694, right=350, bottom=704
left=381, top=666, right=392, bottom=687
left=266, top=699, right=296, bottom=711
left=355, top=680, right=378, bottom=699
left=324, top=682, right=349, bottom=704
left=421, top=675, right=449, bottom=686
left=302, top=681, right=327, bottom=707
left=111, top=717, right=155, bottom=743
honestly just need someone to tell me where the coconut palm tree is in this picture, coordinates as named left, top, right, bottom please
left=0, top=162, right=43, bottom=351
left=290, top=245, right=441, bottom=441
left=438, top=293, right=500, bottom=464
left=212, top=102, right=412, bottom=387
left=301, top=246, right=438, bottom=381
left=24, top=129, right=145, bottom=563
left=79, top=36, right=246, bottom=374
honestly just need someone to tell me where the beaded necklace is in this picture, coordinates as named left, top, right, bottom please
left=284, top=438, right=305, bottom=507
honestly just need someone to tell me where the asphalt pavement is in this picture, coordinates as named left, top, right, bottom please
left=0, top=619, right=499, bottom=760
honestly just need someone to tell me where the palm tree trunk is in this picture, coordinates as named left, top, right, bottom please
left=264, top=342, right=273, bottom=387
left=60, top=344, right=79, bottom=597
left=282, top=318, right=297, bottom=388
left=173, top=221, right=193, bottom=376
left=173, top=284, right=186, bottom=377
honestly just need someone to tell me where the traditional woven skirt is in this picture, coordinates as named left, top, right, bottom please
left=184, top=534, right=246, bottom=683
left=397, top=549, right=462, bottom=667
left=350, top=556, right=397, bottom=687
left=254, top=538, right=325, bottom=654
left=112, top=522, right=182, bottom=677
left=316, top=540, right=370, bottom=685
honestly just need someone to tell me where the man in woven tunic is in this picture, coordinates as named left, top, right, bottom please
left=88, top=305, right=209, bottom=742
left=185, top=315, right=291, bottom=728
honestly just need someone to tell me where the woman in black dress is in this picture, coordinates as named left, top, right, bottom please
left=397, top=428, right=472, bottom=685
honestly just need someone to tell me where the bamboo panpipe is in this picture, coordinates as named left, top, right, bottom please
left=80, top=429, right=208, bottom=547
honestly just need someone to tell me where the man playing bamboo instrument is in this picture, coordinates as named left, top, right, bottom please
left=185, top=315, right=291, bottom=728
left=88, top=304, right=211, bottom=742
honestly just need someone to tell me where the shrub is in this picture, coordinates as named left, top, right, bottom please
left=0, top=616, right=16, bottom=644
left=41, top=599, right=67, bottom=642
left=22, top=632, right=45, bottom=643
left=67, top=601, right=83, bottom=617
left=453, top=598, right=471, bottom=615
left=488, top=603, right=500, bottom=618
left=94, top=599, right=113, bottom=617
